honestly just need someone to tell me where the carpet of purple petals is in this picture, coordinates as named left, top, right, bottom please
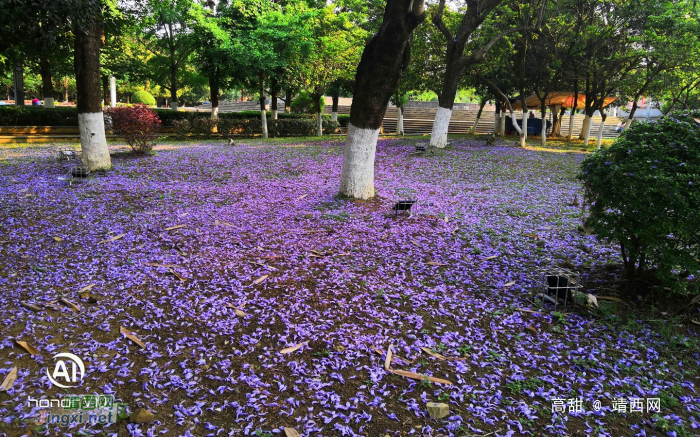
left=0, top=138, right=699, bottom=437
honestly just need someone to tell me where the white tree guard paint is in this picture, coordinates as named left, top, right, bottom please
left=109, top=76, right=116, bottom=107
left=339, top=124, right=380, bottom=199
left=520, top=111, right=528, bottom=147
left=396, top=107, right=403, bottom=135
left=211, top=107, right=219, bottom=119
left=624, top=118, right=633, bottom=129
left=471, top=115, right=480, bottom=134
left=78, top=112, right=111, bottom=170
left=583, top=116, right=593, bottom=146
left=261, top=110, right=268, bottom=139
left=580, top=115, right=590, bottom=140
left=315, top=113, right=324, bottom=136
left=430, top=106, right=452, bottom=148
left=541, top=109, right=547, bottom=146
left=272, top=110, right=278, bottom=120
left=171, top=102, right=178, bottom=112
left=331, top=112, right=338, bottom=122
left=44, top=97, right=55, bottom=109
left=568, top=113, right=576, bottom=142
left=596, top=121, right=605, bottom=148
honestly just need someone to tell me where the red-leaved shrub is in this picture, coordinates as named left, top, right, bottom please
left=106, top=104, right=161, bottom=154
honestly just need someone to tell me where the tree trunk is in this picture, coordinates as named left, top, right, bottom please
left=625, top=100, right=637, bottom=129
left=540, top=104, right=547, bottom=146
left=313, top=92, right=323, bottom=136
left=520, top=108, right=528, bottom=147
left=101, top=74, right=109, bottom=106
left=285, top=88, right=292, bottom=113
left=13, top=62, right=24, bottom=105
left=74, top=18, right=111, bottom=170
left=470, top=98, right=486, bottom=134
left=430, top=60, right=461, bottom=147
left=169, top=56, right=178, bottom=111
left=551, top=104, right=564, bottom=136
left=340, top=0, right=426, bottom=199
left=331, top=91, right=339, bottom=122
left=567, top=81, right=579, bottom=143
left=596, top=111, right=606, bottom=148
left=209, top=72, right=219, bottom=120
left=396, top=105, right=404, bottom=135
left=493, top=103, right=500, bottom=135
left=39, top=57, right=54, bottom=108
left=499, top=109, right=506, bottom=136
left=63, top=77, right=69, bottom=102
left=583, top=112, right=593, bottom=146
left=270, top=77, right=279, bottom=120
left=259, top=72, right=268, bottom=139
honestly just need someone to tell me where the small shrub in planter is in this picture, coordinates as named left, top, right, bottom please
left=579, top=113, right=700, bottom=288
left=322, top=120, right=340, bottom=135
left=132, top=91, right=156, bottom=106
left=106, top=104, right=161, bottom=154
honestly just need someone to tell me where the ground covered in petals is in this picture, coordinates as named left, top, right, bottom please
left=1, top=138, right=699, bottom=437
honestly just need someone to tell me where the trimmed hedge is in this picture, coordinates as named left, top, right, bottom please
left=0, top=106, right=79, bottom=126
left=174, top=117, right=339, bottom=139
left=0, top=106, right=345, bottom=130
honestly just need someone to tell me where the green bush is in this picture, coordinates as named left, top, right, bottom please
left=132, top=91, right=156, bottom=106
left=0, top=106, right=78, bottom=126
left=322, top=120, right=340, bottom=135
left=173, top=120, right=191, bottom=140
left=291, top=92, right=325, bottom=114
left=336, top=114, right=350, bottom=127
left=579, top=113, right=700, bottom=287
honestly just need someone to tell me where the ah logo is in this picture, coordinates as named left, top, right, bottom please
left=46, top=353, right=85, bottom=388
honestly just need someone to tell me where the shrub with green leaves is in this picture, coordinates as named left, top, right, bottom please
left=132, top=91, right=156, bottom=106
left=291, top=92, right=324, bottom=114
left=579, top=113, right=700, bottom=286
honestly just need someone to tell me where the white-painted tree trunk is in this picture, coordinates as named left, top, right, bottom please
left=171, top=102, right=178, bottom=111
left=471, top=115, right=481, bottom=134
left=624, top=118, right=633, bottom=129
left=430, top=106, right=452, bottom=148
left=261, top=110, right=268, bottom=139
left=211, top=107, right=219, bottom=119
left=583, top=117, right=593, bottom=146
left=109, top=76, right=116, bottom=107
left=316, top=112, right=323, bottom=136
left=339, top=123, right=380, bottom=199
left=396, top=107, right=404, bottom=135
left=540, top=108, right=547, bottom=146
left=580, top=115, right=591, bottom=140
left=331, top=111, right=338, bottom=122
left=272, top=109, right=278, bottom=120
left=520, top=111, right=528, bottom=147
left=596, top=121, right=604, bottom=148
left=567, top=113, right=576, bottom=142
left=44, top=97, right=55, bottom=109
left=79, top=112, right=111, bottom=170
left=499, top=111, right=506, bottom=136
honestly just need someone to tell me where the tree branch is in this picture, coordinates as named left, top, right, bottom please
left=475, top=73, right=523, bottom=136
left=458, top=26, right=534, bottom=71
left=431, top=0, right=453, bottom=42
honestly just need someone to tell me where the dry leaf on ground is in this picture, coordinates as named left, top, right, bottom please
left=98, top=233, right=125, bottom=244
left=384, top=345, right=393, bottom=371
left=164, top=225, right=185, bottom=231
left=426, top=261, right=447, bottom=266
left=0, top=367, right=18, bottom=391
left=503, top=281, right=516, bottom=287
left=283, top=428, right=301, bottom=437
left=58, top=297, right=80, bottom=312
left=280, top=342, right=307, bottom=354
left=419, top=347, right=447, bottom=361
left=120, top=326, right=146, bottom=349
left=252, top=275, right=268, bottom=285
left=19, top=301, right=42, bottom=312
left=388, top=369, right=453, bottom=385
left=15, top=340, right=39, bottom=356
